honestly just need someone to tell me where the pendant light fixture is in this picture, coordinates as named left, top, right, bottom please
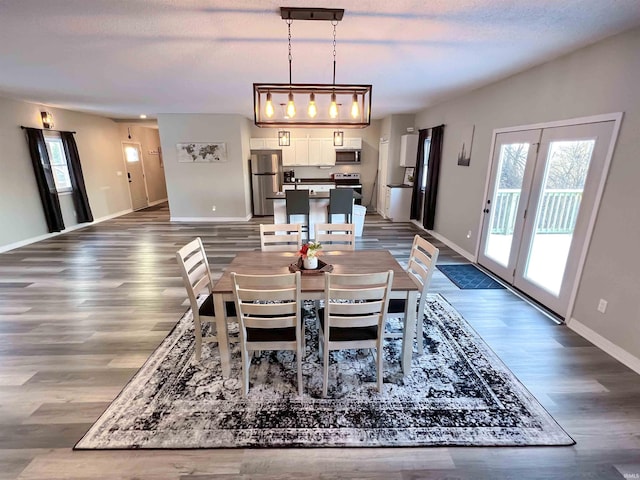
left=253, top=7, right=371, bottom=128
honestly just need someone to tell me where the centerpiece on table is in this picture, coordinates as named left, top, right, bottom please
left=299, top=241, right=322, bottom=270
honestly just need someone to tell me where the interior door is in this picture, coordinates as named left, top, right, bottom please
left=377, top=140, right=389, bottom=216
left=122, top=142, right=148, bottom=211
left=479, top=121, right=616, bottom=317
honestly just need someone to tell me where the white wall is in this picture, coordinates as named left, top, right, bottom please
left=0, top=96, right=132, bottom=250
left=415, top=27, right=640, bottom=363
left=157, top=114, right=252, bottom=220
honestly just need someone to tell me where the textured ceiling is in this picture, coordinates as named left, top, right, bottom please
left=1, top=0, right=639, bottom=121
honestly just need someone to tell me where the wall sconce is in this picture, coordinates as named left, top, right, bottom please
left=278, top=130, right=291, bottom=146
left=333, top=131, right=344, bottom=146
left=41, top=111, right=54, bottom=129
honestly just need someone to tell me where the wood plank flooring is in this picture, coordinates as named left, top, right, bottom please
left=1, top=204, right=639, bottom=479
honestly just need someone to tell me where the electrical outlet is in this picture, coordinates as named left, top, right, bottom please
left=211, top=205, right=216, bottom=212
left=597, top=299, right=608, bottom=313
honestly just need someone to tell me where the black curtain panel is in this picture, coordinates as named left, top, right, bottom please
left=410, top=128, right=430, bottom=220
left=423, top=125, right=445, bottom=230
left=24, top=127, right=65, bottom=233
left=60, top=131, right=93, bottom=223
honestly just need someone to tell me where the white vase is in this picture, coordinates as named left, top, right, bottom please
left=303, top=256, right=318, bottom=270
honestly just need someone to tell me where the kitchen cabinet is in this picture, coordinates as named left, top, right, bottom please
left=289, top=138, right=335, bottom=166
left=384, top=185, right=412, bottom=222
left=335, top=137, right=362, bottom=150
left=250, top=138, right=280, bottom=150
left=400, top=134, right=419, bottom=167
left=281, top=144, right=296, bottom=166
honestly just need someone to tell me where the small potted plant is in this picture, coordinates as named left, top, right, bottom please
left=299, top=241, right=322, bottom=269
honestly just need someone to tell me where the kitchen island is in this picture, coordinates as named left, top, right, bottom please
left=268, top=192, right=363, bottom=239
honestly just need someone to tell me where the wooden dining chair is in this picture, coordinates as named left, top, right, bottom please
left=318, top=270, right=394, bottom=397
left=386, top=235, right=439, bottom=355
left=314, top=223, right=356, bottom=251
left=259, top=223, right=302, bottom=252
left=231, top=272, right=304, bottom=397
left=176, top=237, right=236, bottom=365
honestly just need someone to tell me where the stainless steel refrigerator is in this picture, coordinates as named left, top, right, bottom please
left=250, top=150, right=282, bottom=216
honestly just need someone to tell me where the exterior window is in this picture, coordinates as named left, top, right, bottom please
left=44, top=135, right=72, bottom=192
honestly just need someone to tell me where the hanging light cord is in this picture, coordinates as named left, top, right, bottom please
left=332, top=19, right=337, bottom=86
left=287, top=19, right=293, bottom=85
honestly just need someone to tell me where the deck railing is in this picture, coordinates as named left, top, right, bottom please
left=491, top=189, right=582, bottom=235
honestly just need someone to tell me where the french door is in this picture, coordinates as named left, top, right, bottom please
left=479, top=120, right=616, bottom=317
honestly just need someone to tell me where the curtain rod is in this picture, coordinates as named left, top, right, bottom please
left=20, top=126, right=77, bottom=134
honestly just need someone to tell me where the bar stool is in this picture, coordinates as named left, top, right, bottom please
left=285, top=189, right=310, bottom=239
left=328, top=188, right=353, bottom=223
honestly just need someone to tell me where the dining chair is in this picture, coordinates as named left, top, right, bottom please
left=386, top=234, right=439, bottom=355
left=176, top=237, right=237, bottom=363
left=231, top=271, right=304, bottom=397
left=314, top=223, right=356, bottom=251
left=318, top=270, right=394, bottom=397
left=285, top=189, right=310, bottom=238
left=259, top=223, right=302, bottom=252
left=328, top=188, right=353, bottom=223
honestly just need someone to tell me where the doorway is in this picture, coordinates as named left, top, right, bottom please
left=122, top=142, right=149, bottom=211
left=478, top=116, right=620, bottom=317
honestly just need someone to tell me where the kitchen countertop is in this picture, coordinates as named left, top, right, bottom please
left=387, top=184, right=413, bottom=188
left=268, top=191, right=362, bottom=200
left=283, top=178, right=336, bottom=185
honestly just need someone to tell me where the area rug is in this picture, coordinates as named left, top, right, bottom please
left=437, top=264, right=506, bottom=289
left=74, top=295, right=573, bottom=449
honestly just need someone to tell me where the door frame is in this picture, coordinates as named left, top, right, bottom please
left=475, top=112, right=623, bottom=321
left=121, top=141, right=150, bottom=211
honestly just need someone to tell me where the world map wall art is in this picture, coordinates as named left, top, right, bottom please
left=176, top=142, right=227, bottom=163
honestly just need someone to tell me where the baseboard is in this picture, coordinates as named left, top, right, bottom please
left=567, top=317, right=640, bottom=375
left=411, top=220, right=475, bottom=262
left=148, top=198, right=168, bottom=207
left=0, top=208, right=134, bottom=254
left=170, top=214, right=252, bottom=223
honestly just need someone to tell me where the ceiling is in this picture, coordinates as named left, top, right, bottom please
left=1, top=0, right=639, bottom=122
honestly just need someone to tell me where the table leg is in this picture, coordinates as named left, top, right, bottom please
left=401, top=290, right=418, bottom=376
left=213, top=293, right=231, bottom=378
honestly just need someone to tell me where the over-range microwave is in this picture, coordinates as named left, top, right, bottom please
left=335, top=149, right=361, bottom=164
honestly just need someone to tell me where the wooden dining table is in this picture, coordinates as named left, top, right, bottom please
left=210, top=249, right=419, bottom=379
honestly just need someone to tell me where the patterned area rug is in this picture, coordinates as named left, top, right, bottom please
left=437, top=264, right=506, bottom=289
left=75, top=295, right=573, bottom=449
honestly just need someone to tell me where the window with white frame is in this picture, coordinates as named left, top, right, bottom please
left=44, top=133, right=72, bottom=193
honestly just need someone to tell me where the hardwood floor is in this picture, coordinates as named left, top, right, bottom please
left=1, top=204, right=639, bottom=479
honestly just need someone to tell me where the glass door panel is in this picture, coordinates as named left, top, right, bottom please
left=478, top=129, right=541, bottom=281
left=522, top=139, right=595, bottom=295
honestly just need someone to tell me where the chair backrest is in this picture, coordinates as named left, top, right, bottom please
left=314, top=223, right=356, bottom=251
left=260, top=223, right=302, bottom=252
left=407, top=236, right=439, bottom=313
left=324, top=271, right=394, bottom=331
left=231, top=272, right=301, bottom=334
left=285, top=189, right=310, bottom=215
left=176, top=237, right=212, bottom=310
left=329, top=188, right=354, bottom=217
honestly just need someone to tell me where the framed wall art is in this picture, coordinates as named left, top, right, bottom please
left=176, top=142, right=227, bottom=163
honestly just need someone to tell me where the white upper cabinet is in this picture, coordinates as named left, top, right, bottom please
left=399, top=134, right=419, bottom=167
left=249, top=138, right=280, bottom=150
left=335, top=137, right=362, bottom=150
left=309, top=138, right=336, bottom=165
left=281, top=144, right=296, bottom=166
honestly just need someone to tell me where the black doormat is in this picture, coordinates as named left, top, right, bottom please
left=437, top=264, right=505, bottom=289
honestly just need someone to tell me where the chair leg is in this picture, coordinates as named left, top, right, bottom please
left=322, top=345, right=329, bottom=398
left=193, top=315, right=203, bottom=362
left=241, top=344, right=250, bottom=398
left=376, top=345, right=383, bottom=393
left=417, top=315, right=424, bottom=355
left=297, top=342, right=303, bottom=397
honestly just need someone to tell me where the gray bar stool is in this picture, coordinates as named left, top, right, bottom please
left=285, top=190, right=310, bottom=238
left=328, top=188, right=353, bottom=223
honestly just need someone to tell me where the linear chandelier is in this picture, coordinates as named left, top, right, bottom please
left=253, top=7, right=372, bottom=128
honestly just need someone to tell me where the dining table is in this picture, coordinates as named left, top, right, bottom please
left=210, top=249, right=419, bottom=379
